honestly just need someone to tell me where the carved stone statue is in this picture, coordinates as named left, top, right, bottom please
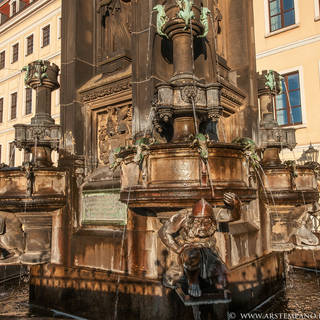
left=158, top=193, right=241, bottom=297
left=292, top=206, right=319, bottom=247
left=0, top=212, right=24, bottom=263
left=97, top=0, right=132, bottom=58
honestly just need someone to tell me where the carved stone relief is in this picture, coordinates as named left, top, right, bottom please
left=97, top=104, right=132, bottom=165
left=97, top=0, right=132, bottom=60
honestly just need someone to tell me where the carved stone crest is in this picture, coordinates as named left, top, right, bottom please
left=180, top=85, right=199, bottom=103
left=98, top=104, right=132, bottom=165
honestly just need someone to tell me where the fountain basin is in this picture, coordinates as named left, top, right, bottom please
left=0, top=168, right=66, bottom=211
left=120, top=143, right=256, bottom=210
left=260, top=165, right=318, bottom=205
left=0, top=167, right=67, bottom=265
left=260, top=165, right=318, bottom=252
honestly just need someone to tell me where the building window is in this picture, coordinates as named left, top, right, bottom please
left=42, top=25, right=50, bottom=47
left=26, top=35, right=33, bottom=56
left=57, top=16, right=62, bottom=39
left=11, top=1, right=16, bottom=16
left=0, top=98, right=3, bottom=123
left=0, top=51, right=5, bottom=69
left=315, top=0, right=320, bottom=19
left=275, top=71, right=302, bottom=126
left=12, top=43, right=18, bottom=63
left=25, top=88, right=32, bottom=115
left=9, top=142, right=15, bottom=167
left=11, top=92, right=17, bottom=120
left=268, top=0, right=295, bottom=32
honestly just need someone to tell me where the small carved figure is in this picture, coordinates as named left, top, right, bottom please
left=292, top=207, right=319, bottom=246
left=21, top=64, right=31, bottom=87
left=199, top=7, right=211, bottom=38
left=191, top=133, right=209, bottom=161
left=98, top=105, right=132, bottom=165
left=232, top=137, right=260, bottom=168
left=153, top=4, right=169, bottom=38
left=22, top=60, right=48, bottom=87
left=177, top=0, right=195, bottom=28
left=34, top=60, right=48, bottom=85
left=117, top=105, right=132, bottom=135
left=0, top=212, right=24, bottom=263
left=97, top=0, right=113, bottom=27
left=21, top=161, right=34, bottom=197
left=159, top=194, right=241, bottom=297
left=97, top=0, right=132, bottom=58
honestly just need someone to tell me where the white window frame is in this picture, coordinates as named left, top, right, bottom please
left=8, top=90, right=18, bottom=121
left=24, top=32, right=34, bottom=56
left=276, top=66, right=306, bottom=129
left=11, top=41, right=19, bottom=64
left=264, top=0, right=300, bottom=37
left=0, top=50, right=5, bottom=69
left=9, top=0, right=18, bottom=17
left=7, top=141, right=15, bottom=166
left=0, top=96, right=4, bottom=124
left=315, top=0, right=320, bottom=21
left=23, top=86, right=33, bottom=116
left=40, top=23, right=51, bottom=48
left=57, top=16, right=61, bottom=39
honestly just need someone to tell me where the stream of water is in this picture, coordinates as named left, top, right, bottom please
left=0, top=268, right=319, bottom=319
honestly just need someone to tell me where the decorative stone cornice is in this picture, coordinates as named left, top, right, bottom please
left=219, top=80, right=246, bottom=115
left=80, top=77, right=132, bottom=103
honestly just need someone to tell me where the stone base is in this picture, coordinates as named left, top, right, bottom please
left=175, top=287, right=231, bottom=306
left=20, top=252, right=50, bottom=265
left=288, top=247, right=320, bottom=270
left=29, top=253, right=285, bottom=320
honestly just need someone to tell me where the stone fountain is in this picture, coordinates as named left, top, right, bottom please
left=0, top=60, right=66, bottom=265
left=256, top=70, right=319, bottom=253
left=0, top=1, right=317, bottom=320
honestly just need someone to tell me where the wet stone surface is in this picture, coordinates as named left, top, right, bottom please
left=0, top=279, right=68, bottom=319
left=264, top=268, right=320, bottom=314
left=0, top=269, right=320, bottom=319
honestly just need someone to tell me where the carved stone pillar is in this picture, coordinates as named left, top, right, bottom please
left=257, top=70, right=296, bottom=165
left=14, top=60, right=60, bottom=167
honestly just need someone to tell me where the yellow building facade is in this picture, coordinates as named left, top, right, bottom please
left=0, top=0, right=61, bottom=166
left=254, top=0, right=320, bottom=160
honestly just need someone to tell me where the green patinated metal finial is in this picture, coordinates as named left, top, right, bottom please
left=265, top=70, right=276, bottom=91
left=265, top=70, right=283, bottom=94
left=177, top=0, right=195, bottom=28
left=153, top=4, right=168, bottom=38
left=35, top=60, right=48, bottom=85
left=199, top=7, right=211, bottom=38
left=22, top=60, right=48, bottom=87
left=22, top=65, right=31, bottom=87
